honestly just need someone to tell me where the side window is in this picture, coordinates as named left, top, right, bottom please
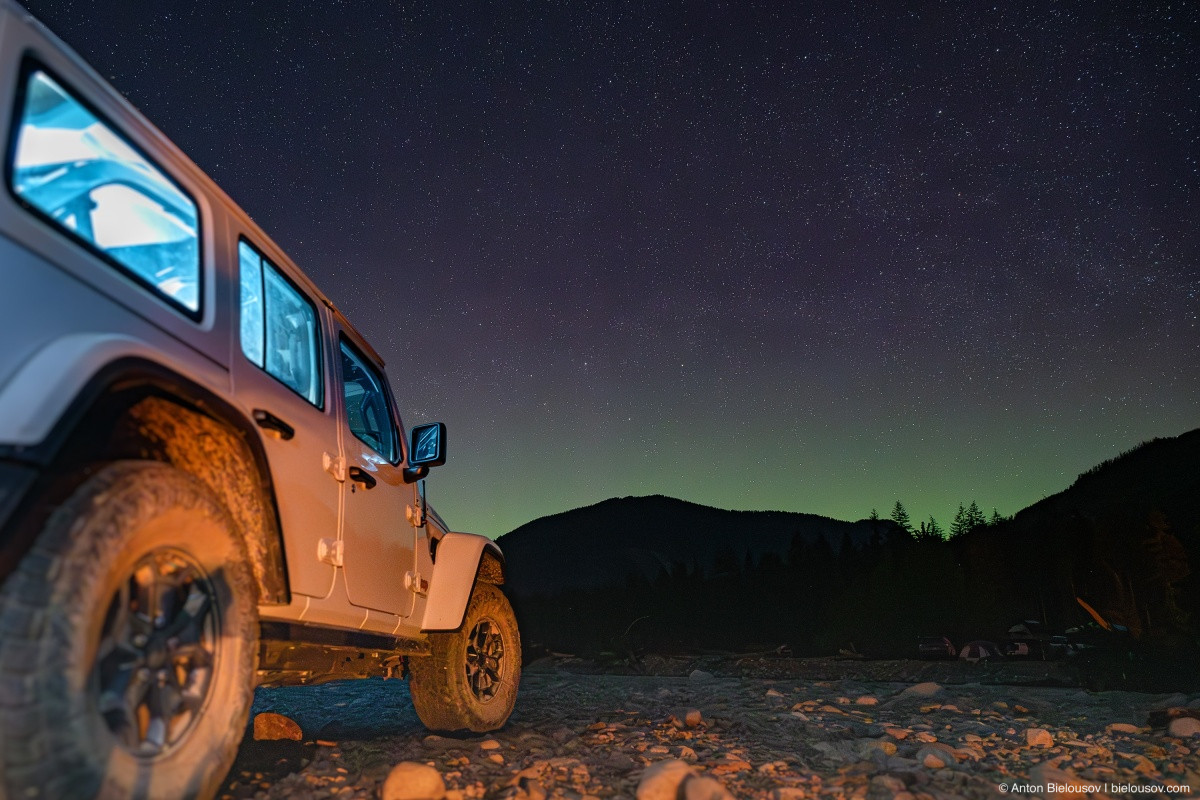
left=339, top=340, right=398, bottom=462
left=239, top=240, right=322, bottom=406
left=7, top=65, right=201, bottom=315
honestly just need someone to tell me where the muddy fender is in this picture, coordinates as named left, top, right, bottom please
left=421, top=533, right=504, bottom=631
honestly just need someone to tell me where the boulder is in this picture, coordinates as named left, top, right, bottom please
left=252, top=712, right=303, bottom=741
left=637, top=760, right=694, bottom=800
left=382, top=761, right=447, bottom=800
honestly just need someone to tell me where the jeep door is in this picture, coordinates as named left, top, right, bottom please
left=334, top=333, right=416, bottom=618
left=231, top=238, right=341, bottom=599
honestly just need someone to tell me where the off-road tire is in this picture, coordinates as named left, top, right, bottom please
left=409, top=581, right=520, bottom=733
left=0, top=461, right=258, bottom=800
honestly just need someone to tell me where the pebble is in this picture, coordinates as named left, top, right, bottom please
left=682, top=775, right=736, bottom=800
left=900, top=682, right=943, bottom=698
left=689, top=670, right=715, bottom=683
left=1169, top=718, right=1200, bottom=738
left=382, top=762, right=446, bottom=800
left=856, top=739, right=897, bottom=757
left=1025, top=727, right=1054, bottom=747
left=922, top=751, right=947, bottom=769
left=771, top=790, right=807, bottom=800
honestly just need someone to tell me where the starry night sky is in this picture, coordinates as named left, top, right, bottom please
left=20, top=1, right=1199, bottom=537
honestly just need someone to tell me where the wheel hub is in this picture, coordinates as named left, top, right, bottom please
left=464, top=617, right=505, bottom=703
left=93, top=548, right=218, bottom=756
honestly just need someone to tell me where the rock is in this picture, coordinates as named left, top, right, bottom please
left=607, top=751, right=638, bottom=771
left=917, top=742, right=957, bottom=769
left=1169, top=717, right=1200, bottom=738
left=856, top=739, right=897, bottom=757
left=870, top=775, right=907, bottom=792
left=901, top=682, right=943, bottom=698
left=1127, top=753, right=1157, bottom=774
left=480, top=739, right=502, bottom=750
left=637, top=760, right=694, bottom=800
left=382, top=762, right=446, bottom=800
left=682, top=775, right=736, bottom=800
left=487, top=753, right=506, bottom=764
left=771, top=790, right=807, bottom=800
left=708, top=756, right=753, bottom=775
left=252, top=712, right=303, bottom=741
left=855, top=696, right=879, bottom=706
left=1028, top=763, right=1102, bottom=796
left=765, top=688, right=785, bottom=698
left=1107, top=723, right=1141, bottom=735
left=678, top=746, right=698, bottom=761
left=953, top=746, right=983, bottom=761
left=515, top=776, right=547, bottom=800
left=685, top=709, right=703, bottom=727
left=689, top=670, right=715, bottom=683
left=1025, top=728, right=1054, bottom=747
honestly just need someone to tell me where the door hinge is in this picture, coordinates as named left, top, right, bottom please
left=317, top=538, right=344, bottom=567
left=404, top=570, right=429, bottom=596
left=323, top=452, right=346, bottom=482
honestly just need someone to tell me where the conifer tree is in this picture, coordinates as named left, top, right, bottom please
left=990, top=508, right=1004, bottom=526
left=890, top=500, right=912, bottom=535
left=926, top=515, right=944, bottom=540
left=950, top=503, right=968, bottom=538
left=965, top=500, right=987, bottom=531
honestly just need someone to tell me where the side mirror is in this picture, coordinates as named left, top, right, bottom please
left=409, top=422, right=447, bottom=468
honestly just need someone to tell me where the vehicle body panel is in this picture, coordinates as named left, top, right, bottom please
left=0, top=0, right=501, bottom=655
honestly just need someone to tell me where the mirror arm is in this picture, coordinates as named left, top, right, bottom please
left=402, top=465, right=429, bottom=484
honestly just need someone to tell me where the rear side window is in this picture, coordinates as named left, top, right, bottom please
left=7, top=65, right=201, bottom=315
left=239, top=239, right=322, bottom=406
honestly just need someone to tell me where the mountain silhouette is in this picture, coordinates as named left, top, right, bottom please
left=496, top=494, right=896, bottom=597
left=495, top=428, right=1199, bottom=665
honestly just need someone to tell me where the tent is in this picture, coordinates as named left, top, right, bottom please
left=959, top=640, right=1002, bottom=662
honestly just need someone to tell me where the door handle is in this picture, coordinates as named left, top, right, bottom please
left=348, top=466, right=377, bottom=489
left=253, top=409, right=294, bottom=440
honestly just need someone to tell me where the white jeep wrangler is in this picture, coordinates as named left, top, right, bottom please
left=0, top=4, right=520, bottom=798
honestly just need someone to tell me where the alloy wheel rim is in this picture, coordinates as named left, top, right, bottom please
left=464, top=617, right=505, bottom=702
left=93, top=547, right=218, bottom=756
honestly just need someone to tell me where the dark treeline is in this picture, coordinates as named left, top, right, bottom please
left=510, top=511, right=1192, bottom=658
left=504, top=429, right=1200, bottom=676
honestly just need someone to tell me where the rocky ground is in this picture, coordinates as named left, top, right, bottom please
left=221, top=657, right=1200, bottom=800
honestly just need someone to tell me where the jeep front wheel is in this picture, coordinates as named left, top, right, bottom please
left=0, top=461, right=258, bottom=800
left=409, top=581, right=520, bottom=733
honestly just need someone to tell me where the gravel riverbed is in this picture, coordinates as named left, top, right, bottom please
left=221, top=658, right=1200, bottom=800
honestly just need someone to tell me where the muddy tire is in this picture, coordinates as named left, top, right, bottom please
left=0, top=461, right=258, bottom=800
left=409, top=582, right=520, bottom=733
